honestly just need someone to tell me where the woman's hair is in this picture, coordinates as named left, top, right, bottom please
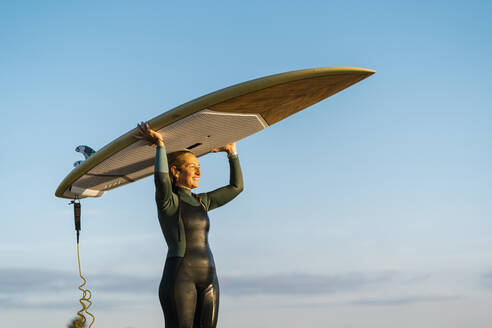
left=167, top=149, right=206, bottom=210
left=167, top=150, right=194, bottom=185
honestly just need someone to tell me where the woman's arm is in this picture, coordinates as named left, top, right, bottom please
left=154, top=145, right=178, bottom=214
left=201, top=143, right=244, bottom=211
left=136, top=122, right=178, bottom=214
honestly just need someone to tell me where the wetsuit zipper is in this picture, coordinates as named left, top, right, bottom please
left=177, top=197, right=182, bottom=241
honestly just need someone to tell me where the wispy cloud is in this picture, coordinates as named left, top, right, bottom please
left=0, top=268, right=74, bottom=293
left=0, top=296, right=77, bottom=310
left=402, top=273, right=432, bottom=284
left=0, top=295, right=135, bottom=310
left=0, top=296, right=17, bottom=309
left=482, top=272, right=492, bottom=290
left=0, top=268, right=157, bottom=295
left=348, top=295, right=463, bottom=307
left=1, top=267, right=443, bottom=311
left=1, top=268, right=399, bottom=297
left=220, top=272, right=395, bottom=296
left=0, top=268, right=157, bottom=310
left=91, top=273, right=157, bottom=293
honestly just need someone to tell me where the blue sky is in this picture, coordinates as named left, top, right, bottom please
left=1, top=1, right=492, bottom=327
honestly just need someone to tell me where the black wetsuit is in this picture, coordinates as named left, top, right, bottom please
left=154, top=146, right=243, bottom=328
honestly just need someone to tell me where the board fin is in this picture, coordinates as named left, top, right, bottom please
left=74, top=145, right=96, bottom=167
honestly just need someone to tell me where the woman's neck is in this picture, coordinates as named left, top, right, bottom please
left=176, top=184, right=191, bottom=190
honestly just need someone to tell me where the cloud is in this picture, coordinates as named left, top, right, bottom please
left=1, top=268, right=438, bottom=297
left=0, top=296, right=78, bottom=310
left=1, top=267, right=461, bottom=314
left=0, top=268, right=157, bottom=295
left=0, top=296, right=17, bottom=308
left=402, top=273, right=432, bottom=284
left=482, top=272, right=492, bottom=290
left=0, top=267, right=152, bottom=310
left=1, top=268, right=398, bottom=297
left=0, top=268, right=74, bottom=293
left=0, top=295, right=132, bottom=310
left=220, top=272, right=395, bottom=296
left=1, top=267, right=443, bottom=311
left=90, top=273, right=157, bottom=294
left=348, top=295, right=463, bottom=307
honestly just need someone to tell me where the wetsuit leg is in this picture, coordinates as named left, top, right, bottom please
left=174, top=273, right=197, bottom=328
left=159, top=257, right=181, bottom=327
left=159, top=257, right=198, bottom=328
left=194, top=275, right=220, bottom=328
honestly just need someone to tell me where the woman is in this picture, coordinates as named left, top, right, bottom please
left=137, top=122, right=243, bottom=328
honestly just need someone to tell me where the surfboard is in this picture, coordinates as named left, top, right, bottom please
left=55, top=67, right=375, bottom=199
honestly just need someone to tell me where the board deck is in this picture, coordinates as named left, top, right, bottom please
left=55, top=67, right=375, bottom=199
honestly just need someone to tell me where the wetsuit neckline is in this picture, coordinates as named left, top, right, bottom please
left=176, top=187, right=202, bottom=207
left=177, top=187, right=193, bottom=196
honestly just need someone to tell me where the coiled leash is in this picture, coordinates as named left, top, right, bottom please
left=71, top=200, right=95, bottom=328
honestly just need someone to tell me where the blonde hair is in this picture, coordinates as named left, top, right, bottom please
left=167, top=150, right=194, bottom=185
left=167, top=150, right=206, bottom=210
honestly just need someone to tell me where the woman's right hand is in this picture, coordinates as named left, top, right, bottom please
left=211, top=142, right=237, bottom=156
left=135, top=122, right=164, bottom=147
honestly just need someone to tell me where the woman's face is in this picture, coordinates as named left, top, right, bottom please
left=174, top=153, right=201, bottom=189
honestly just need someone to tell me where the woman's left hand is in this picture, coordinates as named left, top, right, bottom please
left=211, top=142, right=237, bottom=156
left=134, top=122, right=164, bottom=147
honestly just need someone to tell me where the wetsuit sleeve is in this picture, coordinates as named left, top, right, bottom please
left=201, top=154, right=243, bottom=211
left=154, top=145, right=178, bottom=215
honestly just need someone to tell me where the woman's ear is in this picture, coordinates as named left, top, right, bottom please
left=170, top=165, right=179, bottom=180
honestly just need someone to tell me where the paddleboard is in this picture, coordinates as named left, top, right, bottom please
left=55, top=67, right=375, bottom=199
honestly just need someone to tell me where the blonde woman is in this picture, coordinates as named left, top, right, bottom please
left=137, top=122, right=243, bottom=328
